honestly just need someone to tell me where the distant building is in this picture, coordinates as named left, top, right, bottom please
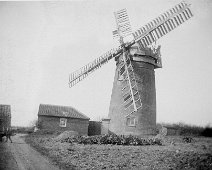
left=0, top=105, right=11, bottom=132
left=38, top=104, right=90, bottom=135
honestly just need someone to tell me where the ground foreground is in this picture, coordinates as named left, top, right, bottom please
left=25, top=133, right=212, bottom=170
left=0, top=134, right=60, bottom=170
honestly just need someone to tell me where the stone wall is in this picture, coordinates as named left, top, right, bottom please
left=38, top=115, right=89, bottom=135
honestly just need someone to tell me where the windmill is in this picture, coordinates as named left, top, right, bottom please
left=69, top=1, right=193, bottom=135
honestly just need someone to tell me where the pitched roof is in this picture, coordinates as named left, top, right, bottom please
left=38, top=104, right=89, bottom=120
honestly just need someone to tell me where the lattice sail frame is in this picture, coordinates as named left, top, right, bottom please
left=113, top=8, right=142, bottom=116
left=132, top=1, right=193, bottom=46
left=113, top=8, right=132, bottom=40
left=69, top=46, right=122, bottom=87
left=118, top=50, right=142, bottom=116
left=69, top=1, right=193, bottom=88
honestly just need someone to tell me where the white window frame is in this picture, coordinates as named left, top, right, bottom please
left=126, top=117, right=136, bottom=126
left=59, top=118, right=67, bottom=127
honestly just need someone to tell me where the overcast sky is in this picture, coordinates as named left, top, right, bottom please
left=0, top=0, right=212, bottom=127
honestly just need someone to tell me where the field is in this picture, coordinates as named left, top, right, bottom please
left=25, top=133, right=212, bottom=170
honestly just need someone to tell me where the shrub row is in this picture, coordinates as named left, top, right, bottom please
left=61, top=134, right=162, bottom=146
left=182, top=136, right=194, bottom=143
left=158, top=123, right=212, bottom=137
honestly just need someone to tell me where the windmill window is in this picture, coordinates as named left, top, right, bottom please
left=59, top=118, right=67, bottom=127
left=126, top=117, right=136, bottom=126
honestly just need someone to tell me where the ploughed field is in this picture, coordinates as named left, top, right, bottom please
left=24, top=132, right=212, bottom=170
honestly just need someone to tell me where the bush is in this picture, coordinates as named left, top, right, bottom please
left=13, top=127, right=34, bottom=134
left=34, top=129, right=62, bottom=135
left=62, top=134, right=162, bottom=146
left=182, top=136, right=194, bottom=143
left=158, top=122, right=212, bottom=137
left=201, top=127, right=212, bottom=137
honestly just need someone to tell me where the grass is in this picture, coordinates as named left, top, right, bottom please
left=24, top=133, right=70, bottom=170
left=24, top=126, right=212, bottom=170
left=25, top=133, right=212, bottom=170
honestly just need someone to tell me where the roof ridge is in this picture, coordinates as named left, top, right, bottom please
left=38, top=104, right=89, bottom=119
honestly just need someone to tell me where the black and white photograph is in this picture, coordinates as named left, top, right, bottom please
left=0, top=0, right=212, bottom=169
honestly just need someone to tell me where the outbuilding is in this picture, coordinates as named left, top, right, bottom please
left=38, top=104, right=90, bottom=135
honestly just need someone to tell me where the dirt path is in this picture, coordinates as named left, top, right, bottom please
left=0, top=134, right=61, bottom=170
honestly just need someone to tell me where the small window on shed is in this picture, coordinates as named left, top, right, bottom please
left=59, top=118, right=67, bottom=127
left=126, top=117, right=136, bottom=126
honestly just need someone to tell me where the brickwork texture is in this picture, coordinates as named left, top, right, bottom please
left=108, top=48, right=157, bottom=136
left=38, top=115, right=89, bottom=135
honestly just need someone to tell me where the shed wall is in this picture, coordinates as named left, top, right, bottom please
left=38, top=116, right=89, bottom=135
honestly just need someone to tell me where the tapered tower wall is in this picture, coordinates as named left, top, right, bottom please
left=108, top=64, right=127, bottom=135
left=108, top=44, right=161, bottom=136
left=131, top=61, right=156, bottom=135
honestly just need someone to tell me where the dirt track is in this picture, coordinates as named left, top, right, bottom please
left=0, top=134, right=60, bottom=170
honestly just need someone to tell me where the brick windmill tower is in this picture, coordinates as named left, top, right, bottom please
left=69, top=1, right=193, bottom=135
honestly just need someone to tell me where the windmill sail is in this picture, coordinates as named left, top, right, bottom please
left=131, top=1, right=193, bottom=47
left=118, top=1, right=193, bottom=116
left=69, top=1, right=193, bottom=88
left=69, top=46, right=122, bottom=87
left=114, top=8, right=132, bottom=38
left=119, top=52, right=142, bottom=116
